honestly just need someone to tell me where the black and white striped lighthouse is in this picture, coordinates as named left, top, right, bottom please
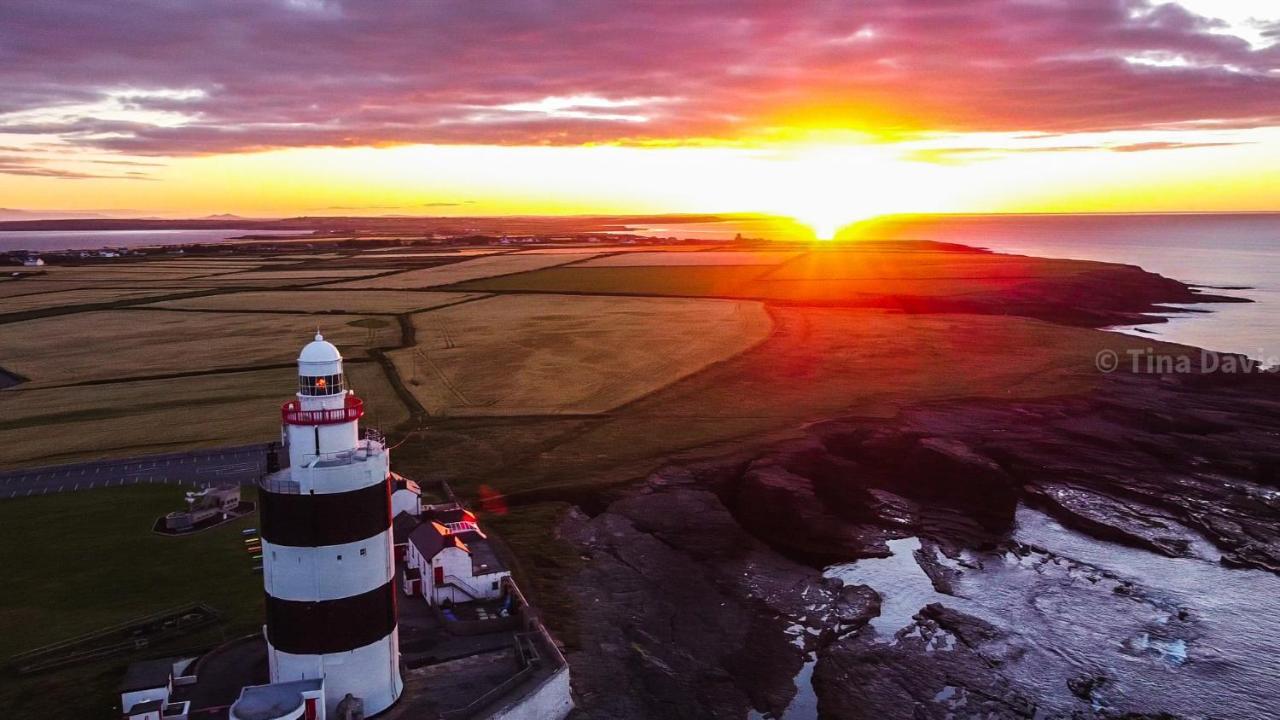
left=259, top=333, right=403, bottom=716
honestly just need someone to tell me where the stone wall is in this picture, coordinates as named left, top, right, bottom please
left=486, top=664, right=573, bottom=720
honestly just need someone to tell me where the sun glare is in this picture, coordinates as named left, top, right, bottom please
left=794, top=212, right=851, bottom=241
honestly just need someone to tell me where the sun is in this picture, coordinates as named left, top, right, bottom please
left=794, top=211, right=855, bottom=240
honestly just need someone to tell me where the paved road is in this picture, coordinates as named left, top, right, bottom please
left=0, top=443, right=273, bottom=500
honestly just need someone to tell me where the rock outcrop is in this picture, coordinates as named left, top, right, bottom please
left=561, top=369, right=1280, bottom=718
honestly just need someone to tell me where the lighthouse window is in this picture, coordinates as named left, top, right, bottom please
left=299, top=373, right=344, bottom=396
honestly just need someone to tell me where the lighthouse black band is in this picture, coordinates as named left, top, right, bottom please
left=265, top=581, right=397, bottom=655
left=260, top=480, right=391, bottom=547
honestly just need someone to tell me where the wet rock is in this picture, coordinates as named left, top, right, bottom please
left=563, top=469, right=867, bottom=720
left=831, top=584, right=881, bottom=637
left=813, top=605, right=1037, bottom=720
left=913, top=540, right=961, bottom=594
left=562, top=369, right=1280, bottom=718
left=1068, top=674, right=1107, bottom=702
left=730, top=460, right=887, bottom=561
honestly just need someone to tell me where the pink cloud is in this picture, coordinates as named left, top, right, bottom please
left=0, top=0, right=1276, bottom=155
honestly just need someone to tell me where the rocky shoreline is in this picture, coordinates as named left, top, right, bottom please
left=559, top=368, right=1280, bottom=718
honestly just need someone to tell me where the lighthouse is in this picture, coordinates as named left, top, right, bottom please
left=258, top=333, right=403, bottom=716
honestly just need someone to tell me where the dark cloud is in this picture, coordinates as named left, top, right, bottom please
left=0, top=0, right=1277, bottom=155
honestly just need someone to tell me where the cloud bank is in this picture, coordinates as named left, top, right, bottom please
left=1, top=0, right=1277, bottom=156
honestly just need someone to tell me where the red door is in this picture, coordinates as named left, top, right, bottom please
left=305, top=698, right=317, bottom=720
left=434, top=566, right=444, bottom=585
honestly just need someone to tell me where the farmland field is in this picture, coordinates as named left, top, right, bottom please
left=452, top=265, right=777, bottom=296
left=576, top=250, right=802, bottom=266
left=386, top=294, right=772, bottom=415
left=0, top=288, right=183, bottom=314
left=144, top=289, right=486, bottom=314
left=0, top=361, right=405, bottom=467
left=389, top=306, right=1198, bottom=501
left=323, top=252, right=602, bottom=289
left=518, top=244, right=717, bottom=254
left=205, top=268, right=389, bottom=281
left=36, top=266, right=232, bottom=281
left=452, top=249, right=1121, bottom=304
left=0, top=309, right=399, bottom=387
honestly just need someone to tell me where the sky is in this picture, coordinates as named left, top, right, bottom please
left=1, top=0, right=1278, bottom=234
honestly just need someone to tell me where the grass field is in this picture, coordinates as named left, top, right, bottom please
left=576, top=250, right=802, bottom=266
left=0, top=288, right=183, bottom=314
left=767, top=248, right=1103, bottom=279
left=451, top=251, right=1114, bottom=304
left=1, top=280, right=121, bottom=297
left=323, top=252, right=602, bottom=289
left=205, top=268, right=389, bottom=281
left=386, top=294, right=772, bottom=415
left=452, top=264, right=776, bottom=296
left=37, top=266, right=231, bottom=281
left=390, top=306, right=1201, bottom=502
left=0, top=485, right=265, bottom=718
left=144, top=289, right=486, bottom=314
left=0, top=309, right=399, bottom=387
left=0, top=362, right=406, bottom=468
left=518, top=244, right=717, bottom=254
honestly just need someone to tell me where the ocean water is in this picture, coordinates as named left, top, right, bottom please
left=0, top=228, right=308, bottom=253
left=855, top=214, right=1280, bottom=362
left=632, top=213, right=1280, bottom=361
left=821, top=507, right=1280, bottom=718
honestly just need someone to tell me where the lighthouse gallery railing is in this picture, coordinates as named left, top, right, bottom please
left=280, top=395, right=364, bottom=425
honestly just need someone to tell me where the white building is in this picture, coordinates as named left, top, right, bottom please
left=390, top=473, right=421, bottom=517
left=404, top=506, right=511, bottom=605
left=119, top=656, right=196, bottom=720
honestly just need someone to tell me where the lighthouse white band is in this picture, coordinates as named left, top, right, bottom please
left=263, top=533, right=394, bottom=603
left=268, top=630, right=403, bottom=716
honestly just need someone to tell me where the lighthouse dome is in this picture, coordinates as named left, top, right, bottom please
left=299, top=332, right=342, bottom=363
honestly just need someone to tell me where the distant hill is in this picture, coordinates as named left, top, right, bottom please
left=0, top=213, right=746, bottom=235
left=0, top=208, right=111, bottom=222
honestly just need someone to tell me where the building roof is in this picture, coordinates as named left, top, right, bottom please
left=468, top=536, right=506, bottom=576
left=391, top=473, right=419, bottom=495
left=128, top=699, right=163, bottom=714
left=422, top=503, right=474, bottom=526
left=408, top=521, right=456, bottom=560
left=392, top=511, right=419, bottom=545
left=231, top=678, right=323, bottom=720
left=298, top=333, right=341, bottom=363
left=407, top=518, right=507, bottom=576
left=120, top=656, right=188, bottom=692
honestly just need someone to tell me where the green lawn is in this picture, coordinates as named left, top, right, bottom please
left=0, top=485, right=263, bottom=718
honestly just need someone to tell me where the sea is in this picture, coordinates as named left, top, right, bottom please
left=630, top=213, right=1280, bottom=362
left=5, top=214, right=1279, bottom=361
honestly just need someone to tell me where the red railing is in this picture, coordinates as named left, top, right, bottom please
left=281, top=395, right=364, bottom=425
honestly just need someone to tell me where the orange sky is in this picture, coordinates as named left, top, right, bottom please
left=1, top=1, right=1277, bottom=234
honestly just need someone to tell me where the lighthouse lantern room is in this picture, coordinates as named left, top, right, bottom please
left=246, top=333, right=403, bottom=719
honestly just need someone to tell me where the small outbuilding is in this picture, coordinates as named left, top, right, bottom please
left=404, top=504, right=510, bottom=605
